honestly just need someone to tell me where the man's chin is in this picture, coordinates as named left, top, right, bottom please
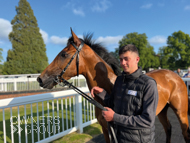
left=123, top=69, right=129, bottom=73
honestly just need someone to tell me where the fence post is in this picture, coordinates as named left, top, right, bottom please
left=78, top=77, right=80, bottom=87
left=0, top=82, right=3, bottom=91
left=86, top=79, right=88, bottom=87
left=76, top=94, right=83, bottom=133
left=14, top=79, right=17, bottom=91
left=5, top=83, right=7, bottom=91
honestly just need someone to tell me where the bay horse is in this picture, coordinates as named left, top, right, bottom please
left=37, top=29, right=190, bottom=143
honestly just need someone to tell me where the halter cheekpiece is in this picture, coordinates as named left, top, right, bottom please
left=55, top=40, right=84, bottom=83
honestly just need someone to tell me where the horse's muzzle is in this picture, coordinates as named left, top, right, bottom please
left=37, top=76, right=55, bottom=89
left=37, top=77, right=43, bottom=87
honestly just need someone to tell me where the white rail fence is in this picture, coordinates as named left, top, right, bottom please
left=1, top=74, right=190, bottom=143
left=0, top=87, right=97, bottom=143
left=0, top=75, right=87, bottom=92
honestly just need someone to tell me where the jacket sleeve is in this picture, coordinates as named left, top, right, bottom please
left=113, top=79, right=158, bottom=128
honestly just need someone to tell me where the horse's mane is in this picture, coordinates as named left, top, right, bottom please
left=68, top=33, right=121, bottom=76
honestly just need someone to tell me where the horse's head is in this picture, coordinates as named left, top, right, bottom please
left=37, top=29, right=86, bottom=89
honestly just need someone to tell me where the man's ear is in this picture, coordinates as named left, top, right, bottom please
left=136, top=56, right=140, bottom=64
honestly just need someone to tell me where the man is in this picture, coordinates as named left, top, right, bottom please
left=183, top=67, right=190, bottom=78
left=91, top=44, right=158, bottom=143
left=176, top=68, right=183, bottom=78
left=183, top=67, right=190, bottom=92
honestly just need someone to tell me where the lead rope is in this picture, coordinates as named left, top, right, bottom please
left=54, top=78, right=118, bottom=143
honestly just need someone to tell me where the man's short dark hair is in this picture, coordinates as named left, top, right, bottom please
left=119, top=44, right=139, bottom=56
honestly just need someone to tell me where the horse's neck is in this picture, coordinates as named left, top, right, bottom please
left=82, top=55, right=117, bottom=94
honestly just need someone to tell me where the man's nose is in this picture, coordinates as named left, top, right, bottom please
left=120, top=60, right=126, bottom=65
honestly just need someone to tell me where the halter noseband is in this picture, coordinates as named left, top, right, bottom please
left=55, top=40, right=84, bottom=83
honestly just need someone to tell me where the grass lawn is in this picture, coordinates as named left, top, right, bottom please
left=52, top=122, right=103, bottom=143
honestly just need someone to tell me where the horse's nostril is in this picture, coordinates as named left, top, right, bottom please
left=37, top=77, right=42, bottom=84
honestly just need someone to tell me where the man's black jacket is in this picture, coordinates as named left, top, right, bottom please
left=97, top=67, right=158, bottom=143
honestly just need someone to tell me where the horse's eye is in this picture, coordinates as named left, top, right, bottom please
left=61, top=52, right=68, bottom=57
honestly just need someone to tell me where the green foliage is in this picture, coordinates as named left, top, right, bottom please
left=118, top=32, right=160, bottom=70
left=110, top=48, right=119, bottom=61
left=0, top=65, right=3, bottom=75
left=158, top=30, right=190, bottom=70
left=0, top=48, right=3, bottom=75
left=2, top=0, right=48, bottom=74
left=167, top=30, right=190, bottom=69
left=158, top=46, right=170, bottom=69
left=0, top=48, right=3, bottom=63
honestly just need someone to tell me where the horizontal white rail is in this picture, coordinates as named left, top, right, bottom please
left=182, top=78, right=190, bottom=81
left=0, top=73, right=40, bottom=78
left=0, top=87, right=97, bottom=143
left=0, top=88, right=87, bottom=108
left=0, top=75, right=87, bottom=92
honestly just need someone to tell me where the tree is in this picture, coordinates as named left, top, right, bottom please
left=3, top=0, right=48, bottom=74
left=146, top=44, right=160, bottom=69
left=0, top=48, right=3, bottom=63
left=165, top=30, right=190, bottom=69
left=110, top=48, right=119, bottom=61
left=118, top=32, right=160, bottom=70
left=158, top=46, right=171, bottom=69
left=0, top=48, right=3, bottom=74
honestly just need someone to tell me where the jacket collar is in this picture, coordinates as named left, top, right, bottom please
left=122, top=67, right=143, bottom=81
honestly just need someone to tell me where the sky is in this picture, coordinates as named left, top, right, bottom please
left=0, top=0, right=190, bottom=64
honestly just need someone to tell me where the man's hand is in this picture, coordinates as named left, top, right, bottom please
left=91, top=86, right=103, bottom=97
left=102, top=107, right=115, bottom=122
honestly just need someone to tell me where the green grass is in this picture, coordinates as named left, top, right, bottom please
left=0, top=97, right=96, bottom=143
left=52, top=123, right=102, bottom=143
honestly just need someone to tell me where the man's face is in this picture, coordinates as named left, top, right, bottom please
left=177, top=69, right=180, bottom=72
left=119, top=51, right=140, bottom=74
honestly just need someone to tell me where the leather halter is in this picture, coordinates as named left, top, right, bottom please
left=56, top=40, right=84, bottom=82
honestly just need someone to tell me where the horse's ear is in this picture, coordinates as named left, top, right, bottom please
left=70, top=28, right=81, bottom=47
